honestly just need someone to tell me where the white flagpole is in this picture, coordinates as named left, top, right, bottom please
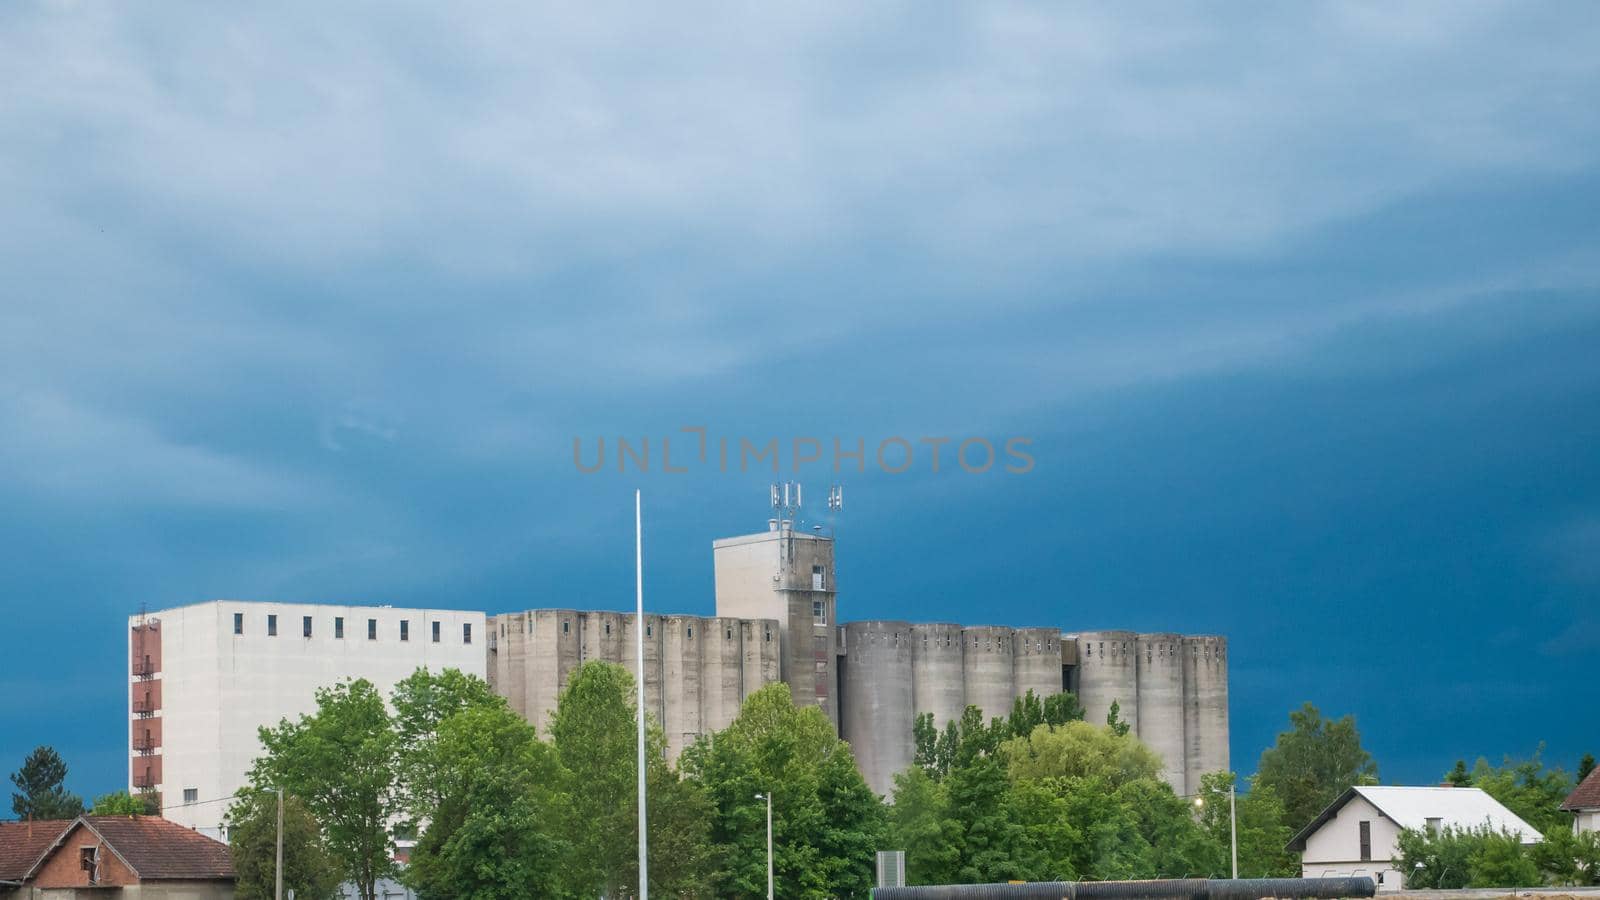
left=636, top=489, right=649, bottom=900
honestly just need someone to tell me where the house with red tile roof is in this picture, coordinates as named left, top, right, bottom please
left=1562, top=766, right=1600, bottom=835
left=0, top=815, right=234, bottom=897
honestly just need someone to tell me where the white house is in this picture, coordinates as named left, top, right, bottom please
left=1562, top=768, right=1600, bottom=834
left=1287, top=786, right=1542, bottom=892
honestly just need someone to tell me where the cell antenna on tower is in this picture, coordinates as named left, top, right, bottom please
left=770, top=481, right=804, bottom=523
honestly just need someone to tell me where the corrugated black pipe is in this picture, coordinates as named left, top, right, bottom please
left=873, top=876, right=1377, bottom=900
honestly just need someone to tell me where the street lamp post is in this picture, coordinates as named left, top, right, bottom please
left=755, top=792, right=773, bottom=900
left=274, top=788, right=284, bottom=900
left=1192, top=781, right=1238, bottom=879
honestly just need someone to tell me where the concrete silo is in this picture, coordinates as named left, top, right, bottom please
left=701, top=616, right=748, bottom=733
left=741, top=619, right=781, bottom=704
left=911, top=623, right=966, bottom=733
left=1136, top=632, right=1187, bottom=793
left=1183, top=635, right=1230, bottom=791
left=961, top=626, right=1016, bottom=721
left=487, top=613, right=528, bottom=716
left=581, top=610, right=628, bottom=666
left=527, top=609, right=582, bottom=735
left=1073, top=630, right=1139, bottom=734
left=1013, top=627, right=1066, bottom=706
left=661, top=615, right=704, bottom=762
left=839, top=621, right=915, bottom=798
left=620, top=613, right=666, bottom=735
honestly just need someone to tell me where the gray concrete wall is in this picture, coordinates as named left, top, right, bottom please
left=961, top=625, right=1016, bottom=721
left=485, top=609, right=782, bottom=762
left=910, top=622, right=966, bottom=733
left=713, top=526, right=838, bottom=728
left=1074, top=629, right=1140, bottom=734
left=839, top=620, right=915, bottom=798
left=1183, top=635, right=1230, bottom=791
left=1012, top=627, right=1066, bottom=707
left=1136, top=632, right=1188, bottom=794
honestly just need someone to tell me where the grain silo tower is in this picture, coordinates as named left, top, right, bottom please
left=839, top=620, right=916, bottom=797
left=1073, top=629, right=1140, bottom=733
left=910, top=622, right=966, bottom=732
left=1136, top=632, right=1187, bottom=793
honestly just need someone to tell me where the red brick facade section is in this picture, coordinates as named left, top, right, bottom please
left=130, top=716, right=163, bottom=753
left=131, top=679, right=163, bottom=714
left=130, top=621, right=162, bottom=675
left=29, top=821, right=140, bottom=888
left=131, top=755, right=163, bottom=790
left=20, top=817, right=234, bottom=888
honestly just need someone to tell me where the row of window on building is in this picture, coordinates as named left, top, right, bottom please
left=234, top=612, right=472, bottom=645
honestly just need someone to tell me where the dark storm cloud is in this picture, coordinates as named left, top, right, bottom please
left=1, top=0, right=1598, bottom=796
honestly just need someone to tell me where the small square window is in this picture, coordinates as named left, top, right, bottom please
left=368, top=618, right=377, bottom=640
left=812, top=599, right=826, bottom=626
left=463, top=623, right=472, bottom=644
left=303, top=616, right=313, bottom=638
left=432, top=621, right=441, bottom=643
left=267, top=614, right=277, bottom=637
left=646, top=625, right=652, bottom=637
left=335, top=617, right=344, bottom=639
left=233, top=613, right=243, bottom=635
left=400, top=620, right=410, bottom=642
left=563, top=621, right=570, bottom=635
left=183, top=788, right=198, bottom=804
left=687, top=626, right=693, bottom=638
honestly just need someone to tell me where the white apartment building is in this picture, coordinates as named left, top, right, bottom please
left=129, top=600, right=486, bottom=836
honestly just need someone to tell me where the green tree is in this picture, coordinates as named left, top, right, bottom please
left=1468, top=747, right=1573, bottom=836
left=683, top=682, right=884, bottom=899
left=999, top=719, right=1162, bottom=786
left=89, top=790, right=155, bottom=816
left=1255, top=703, right=1378, bottom=833
left=1194, top=772, right=1297, bottom=877
left=1042, top=692, right=1086, bottom=728
left=405, top=703, right=568, bottom=899
left=1446, top=759, right=1472, bottom=786
left=945, top=752, right=1027, bottom=883
left=1579, top=753, right=1597, bottom=783
left=9, top=746, right=84, bottom=820
left=225, top=791, right=341, bottom=900
left=390, top=667, right=501, bottom=824
left=1105, top=700, right=1131, bottom=737
left=549, top=661, right=711, bottom=898
left=887, top=766, right=957, bottom=885
left=248, top=679, right=397, bottom=900
left=1395, top=824, right=1541, bottom=889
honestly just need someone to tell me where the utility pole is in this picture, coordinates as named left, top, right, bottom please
left=635, top=490, right=649, bottom=900
left=755, top=792, right=773, bottom=900
left=275, top=788, right=284, bottom=900
left=1229, top=782, right=1238, bottom=879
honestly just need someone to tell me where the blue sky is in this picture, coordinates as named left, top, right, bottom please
left=1, top=2, right=1598, bottom=802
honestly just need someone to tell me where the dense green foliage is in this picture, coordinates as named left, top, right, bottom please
left=889, top=708, right=1260, bottom=883
left=232, top=674, right=1596, bottom=896
left=1423, top=747, right=1599, bottom=887
left=225, top=791, right=342, bottom=900
left=1255, top=702, right=1379, bottom=831
left=682, top=682, right=885, bottom=898
left=8, top=745, right=84, bottom=820
left=248, top=679, right=399, bottom=900
left=88, top=790, right=156, bottom=816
